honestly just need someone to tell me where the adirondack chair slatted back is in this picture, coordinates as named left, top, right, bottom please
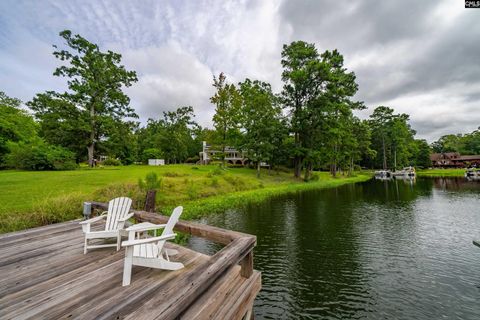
left=105, top=197, right=133, bottom=231
left=156, top=206, right=183, bottom=254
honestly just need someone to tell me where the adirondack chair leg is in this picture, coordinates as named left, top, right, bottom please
left=84, top=238, right=88, bottom=254
left=117, top=233, right=121, bottom=251
left=123, top=247, right=133, bottom=286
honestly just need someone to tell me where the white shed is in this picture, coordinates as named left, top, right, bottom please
left=148, top=159, right=165, bottom=166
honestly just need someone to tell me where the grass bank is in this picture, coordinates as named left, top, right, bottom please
left=0, top=165, right=371, bottom=233
left=417, top=168, right=466, bottom=177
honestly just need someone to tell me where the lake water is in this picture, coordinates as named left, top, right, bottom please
left=188, top=177, right=480, bottom=319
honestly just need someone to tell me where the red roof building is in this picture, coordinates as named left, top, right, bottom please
left=430, top=152, right=480, bottom=168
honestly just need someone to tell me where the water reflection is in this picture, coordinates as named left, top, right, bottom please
left=190, top=178, right=480, bottom=319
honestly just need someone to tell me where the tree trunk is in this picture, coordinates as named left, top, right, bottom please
left=349, top=156, right=354, bottom=176
left=382, top=136, right=387, bottom=170
left=293, top=131, right=301, bottom=178
left=294, top=158, right=302, bottom=178
left=144, top=190, right=157, bottom=212
left=222, top=126, right=227, bottom=168
left=332, top=143, right=338, bottom=177
left=304, top=162, right=313, bottom=181
left=256, top=161, right=261, bottom=178
left=394, top=148, right=397, bottom=171
left=88, top=103, right=95, bottom=167
left=87, top=143, right=95, bottom=167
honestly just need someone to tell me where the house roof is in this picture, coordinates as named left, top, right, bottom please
left=430, top=152, right=480, bottom=162
left=457, top=155, right=480, bottom=161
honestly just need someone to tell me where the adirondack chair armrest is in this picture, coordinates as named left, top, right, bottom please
left=79, top=213, right=107, bottom=224
left=126, top=223, right=167, bottom=232
left=121, top=233, right=176, bottom=247
left=79, top=213, right=107, bottom=232
left=118, top=212, right=135, bottom=223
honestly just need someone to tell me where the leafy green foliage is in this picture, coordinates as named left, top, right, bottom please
left=138, top=172, right=163, bottom=191
left=102, top=158, right=122, bottom=166
left=280, top=41, right=363, bottom=178
left=238, top=79, right=286, bottom=176
left=28, top=30, right=138, bottom=166
left=413, top=139, right=432, bottom=168
left=137, top=106, right=200, bottom=164
left=210, top=73, right=242, bottom=166
left=367, top=106, right=416, bottom=169
left=0, top=92, right=38, bottom=167
left=5, top=138, right=76, bottom=171
left=431, top=129, right=480, bottom=155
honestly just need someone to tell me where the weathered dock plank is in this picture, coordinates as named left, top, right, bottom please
left=0, top=208, right=260, bottom=319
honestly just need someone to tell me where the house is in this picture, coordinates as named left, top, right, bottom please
left=199, top=141, right=248, bottom=165
left=430, top=152, right=480, bottom=168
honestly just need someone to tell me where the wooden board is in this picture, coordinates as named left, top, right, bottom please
left=0, top=219, right=260, bottom=319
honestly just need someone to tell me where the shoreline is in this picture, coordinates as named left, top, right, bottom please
left=0, top=166, right=372, bottom=233
left=170, top=173, right=373, bottom=220
left=417, top=168, right=466, bottom=177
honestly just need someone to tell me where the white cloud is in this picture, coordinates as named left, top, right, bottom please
left=0, top=0, right=479, bottom=141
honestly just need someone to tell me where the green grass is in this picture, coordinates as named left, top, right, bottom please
left=417, top=168, right=466, bottom=177
left=0, top=165, right=372, bottom=233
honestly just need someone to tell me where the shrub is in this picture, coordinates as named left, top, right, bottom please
left=186, top=179, right=199, bottom=200
left=223, top=174, right=247, bottom=191
left=207, top=166, right=225, bottom=177
left=138, top=172, right=162, bottom=191
left=210, top=176, right=219, bottom=187
left=5, top=139, right=77, bottom=171
left=142, top=148, right=162, bottom=163
left=185, top=155, right=200, bottom=163
left=102, top=158, right=122, bottom=166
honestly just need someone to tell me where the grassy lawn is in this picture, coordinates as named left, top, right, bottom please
left=0, top=165, right=372, bottom=233
left=417, top=168, right=466, bottom=177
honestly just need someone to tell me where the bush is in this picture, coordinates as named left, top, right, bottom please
left=185, top=155, right=200, bottom=164
left=142, top=148, right=162, bottom=163
left=5, top=139, right=77, bottom=171
left=102, top=158, right=122, bottom=166
left=138, top=172, right=162, bottom=191
left=186, top=179, right=199, bottom=200
left=210, top=176, right=219, bottom=187
left=207, top=166, right=225, bottom=177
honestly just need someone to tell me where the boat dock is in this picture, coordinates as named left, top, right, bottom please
left=0, top=204, right=261, bottom=319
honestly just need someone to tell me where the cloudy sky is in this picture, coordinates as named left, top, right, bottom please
left=0, top=0, right=478, bottom=141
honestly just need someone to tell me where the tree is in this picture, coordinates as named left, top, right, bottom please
left=413, top=139, right=431, bottom=168
left=28, top=93, right=89, bottom=162
left=29, top=30, right=138, bottom=166
left=431, top=134, right=463, bottom=153
left=238, top=79, right=285, bottom=177
left=281, top=41, right=327, bottom=178
left=320, top=50, right=364, bottom=177
left=157, top=106, right=199, bottom=164
left=0, top=92, right=37, bottom=166
left=281, top=42, right=363, bottom=179
left=211, top=73, right=242, bottom=167
left=368, top=106, right=416, bottom=169
left=137, top=106, right=199, bottom=164
left=99, top=119, right=139, bottom=164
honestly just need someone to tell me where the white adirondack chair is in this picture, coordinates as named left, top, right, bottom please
left=79, top=197, right=133, bottom=254
left=121, top=206, right=184, bottom=286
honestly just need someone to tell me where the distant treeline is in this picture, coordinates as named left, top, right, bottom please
left=1, top=30, right=477, bottom=177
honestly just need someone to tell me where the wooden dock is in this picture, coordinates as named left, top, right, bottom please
left=0, top=205, right=261, bottom=319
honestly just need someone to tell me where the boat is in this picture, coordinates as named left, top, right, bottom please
left=392, top=166, right=416, bottom=178
left=375, top=170, right=392, bottom=180
left=465, top=168, right=480, bottom=180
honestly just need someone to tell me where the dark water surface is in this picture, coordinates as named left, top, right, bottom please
left=188, top=178, right=480, bottom=319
